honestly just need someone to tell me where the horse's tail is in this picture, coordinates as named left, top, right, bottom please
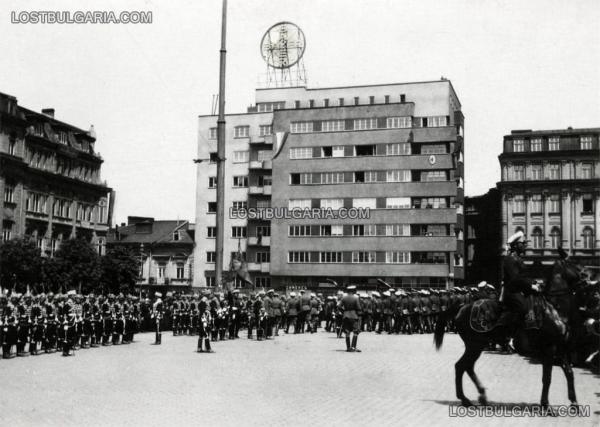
left=434, top=302, right=461, bottom=350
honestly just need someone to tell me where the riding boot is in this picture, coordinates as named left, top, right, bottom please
left=351, top=335, right=361, bottom=352
left=154, top=331, right=161, bottom=345
left=197, top=336, right=203, bottom=352
left=204, top=339, right=213, bottom=353
left=345, top=336, right=352, bottom=352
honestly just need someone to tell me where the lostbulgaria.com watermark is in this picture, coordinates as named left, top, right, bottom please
left=449, top=404, right=590, bottom=418
left=11, top=11, right=152, bottom=24
left=230, top=207, right=371, bottom=220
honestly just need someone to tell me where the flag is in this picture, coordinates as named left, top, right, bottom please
left=231, top=238, right=253, bottom=286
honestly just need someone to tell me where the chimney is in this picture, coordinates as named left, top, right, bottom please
left=42, top=108, right=55, bottom=118
left=88, top=124, right=96, bottom=138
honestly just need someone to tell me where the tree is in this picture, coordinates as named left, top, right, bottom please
left=100, top=245, right=140, bottom=294
left=0, top=238, right=42, bottom=293
left=51, top=238, right=102, bottom=293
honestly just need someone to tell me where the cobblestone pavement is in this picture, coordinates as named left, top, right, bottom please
left=0, top=330, right=598, bottom=427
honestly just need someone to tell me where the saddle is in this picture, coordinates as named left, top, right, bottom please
left=469, top=296, right=567, bottom=336
left=469, top=299, right=501, bottom=333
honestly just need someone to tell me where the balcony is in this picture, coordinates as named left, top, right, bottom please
left=249, top=135, right=266, bottom=145
left=247, top=262, right=270, bottom=273
left=249, top=161, right=263, bottom=169
left=248, top=186, right=264, bottom=195
left=248, top=236, right=271, bottom=246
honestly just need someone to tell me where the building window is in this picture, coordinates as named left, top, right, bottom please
left=421, top=170, right=447, bottom=182
left=2, top=222, right=12, bottom=242
left=207, top=202, right=217, bottom=213
left=234, top=126, right=250, bottom=138
left=289, top=147, right=312, bottom=159
left=208, top=176, right=217, bottom=188
left=582, top=194, right=594, bottom=214
left=172, top=230, right=181, bottom=242
left=288, top=251, right=310, bottom=263
left=290, top=121, right=312, bottom=134
left=294, top=100, right=300, bottom=109
left=386, top=197, right=411, bottom=209
left=550, top=227, right=561, bottom=248
left=207, top=252, right=216, bottom=263
left=259, top=125, right=272, bottom=136
left=320, top=252, right=343, bottom=263
left=3, top=184, right=14, bottom=203
left=232, top=176, right=248, bottom=187
left=8, top=135, right=17, bottom=155
left=157, top=264, right=166, bottom=279
left=530, top=138, right=542, bottom=152
left=531, top=164, right=542, bottom=180
left=363, top=171, right=378, bottom=182
left=387, top=170, right=411, bottom=182
left=427, top=116, right=448, bottom=127
left=352, top=251, right=376, bottom=263
left=256, top=252, right=270, bottom=263
left=321, top=198, right=343, bottom=210
left=582, top=227, right=594, bottom=249
left=385, top=251, right=410, bottom=264
left=321, top=120, right=345, bottom=132
left=26, top=192, right=46, bottom=214
left=513, top=139, right=525, bottom=152
left=354, top=118, right=378, bottom=130
left=289, top=199, right=311, bottom=210
left=232, top=201, right=247, bottom=212
left=514, top=165, right=525, bottom=180
left=513, top=195, right=525, bottom=214
left=548, top=163, right=561, bottom=180
left=549, top=195, right=560, bottom=213
left=354, top=97, right=359, bottom=106
left=386, top=224, right=410, bottom=236
left=289, top=225, right=311, bottom=236
left=580, top=136, right=592, bottom=150
left=369, top=96, right=375, bottom=105
left=309, top=100, right=314, bottom=108
left=581, top=163, right=593, bottom=179
left=257, top=150, right=272, bottom=162
left=205, top=276, right=216, bottom=287
left=320, top=172, right=345, bottom=184
left=352, top=198, right=376, bottom=209
left=323, top=99, right=329, bottom=107
left=548, top=137, right=560, bottom=151
left=231, top=226, right=247, bottom=238
left=421, top=144, right=447, bottom=154
left=208, top=128, right=217, bottom=139
left=233, top=151, right=249, bottom=163
left=531, top=227, right=543, bottom=249
left=530, top=194, right=543, bottom=214
left=386, top=143, right=411, bottom=155
left=419, top=197, right=447, bottom=209
left=207, top=226, right=216, bottom=238
left=176, top=263, right=185, bottom=279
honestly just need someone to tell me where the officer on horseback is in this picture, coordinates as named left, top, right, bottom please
left=498, top=231, right=541, bottom=344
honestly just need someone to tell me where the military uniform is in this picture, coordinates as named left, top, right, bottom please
left=339, top=286, right=362, bottom=352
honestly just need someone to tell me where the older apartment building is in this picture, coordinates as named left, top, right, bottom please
left=498, top=127, right=599, bottom=272
left=0, top=91, right=112, bottom=255
left=195, top=80, right=465, bottom=290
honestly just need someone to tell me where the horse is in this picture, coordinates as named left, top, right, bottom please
left=434, top=255, right=589, bottom=410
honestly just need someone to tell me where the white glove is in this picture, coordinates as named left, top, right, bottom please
left=531, top=284, right=541, bottom=292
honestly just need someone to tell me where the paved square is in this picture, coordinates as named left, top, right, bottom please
left=0, top=331, right=597, bottom=427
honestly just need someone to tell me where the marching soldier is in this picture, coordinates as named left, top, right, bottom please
left=285, top=292, right=299, bottom=334
left=338, top=285, right=362, bottom=352
left=197, top=293, right=214, bottom=353
left=309, top=293, right=320, bottom=333
left=17, top=293, right=33, bottom=356
left=298, top=289, right=311, bottom=334
left=271, top=292, right=283, bottom=336
left=152, top=292, right=164, bottom=345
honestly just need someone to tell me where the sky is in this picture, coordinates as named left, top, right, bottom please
left=1, top=0, right=599, bottom=225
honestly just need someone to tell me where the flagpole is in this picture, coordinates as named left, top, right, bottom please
left=215, top=0, right=228, bottom=291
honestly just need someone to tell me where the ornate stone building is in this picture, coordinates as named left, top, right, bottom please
left=498, top=127, right=599, bottom=274
left=0, top=91, right=112, bottom=255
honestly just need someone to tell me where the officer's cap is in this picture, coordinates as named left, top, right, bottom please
left=290, top=292, right=296, bottom=297
left=507, top=230, right=525, bottom=245
left=382, top=291, right=391, bottom=297
left=371, top=291, right=380, bottom=297
left=394, top=290, right=402, bottom=296
left=470, top=287, right=478, bottom=292
left=67, top=290, right=76, bottom=296
left=155, top=292, right=163, bottom=298
left=267, top=289, right=274, bottom=294
left=232, top=289, right=240, bottom=294
left=346, top=285, right=356, bottom=291
left=477, top=281, right=488, bottom=289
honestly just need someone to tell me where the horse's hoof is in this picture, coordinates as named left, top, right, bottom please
left=460, top=398, right=474, bottom=407
left=570, top=402, right=580, bottom=414
left=478, top=394, right=488, bottom=406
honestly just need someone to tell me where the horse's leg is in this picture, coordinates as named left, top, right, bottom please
left=465, top=344, right=487, bottom=405
left=455, top=345, right=475, bottom=406
left=540, top=345, right=554, bottom=407
left=560, top=355, right=578, bottom=407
